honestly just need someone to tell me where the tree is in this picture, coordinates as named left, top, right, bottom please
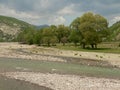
left=42, top=27, right=57, bottom=46
left=56, top=25, right=70, bottom=43
left=17, top=28, right=35, bottom=45
left=94, top=14, right=109, bottom=41
left=70, top=17, right=80, bottom=31
left=42, top=28, right=51, bottom=46
left=69, top=30, right=80, bottom=46
left=51, top=36, right=58, bottom=46
left=34, top=30, right=43, bottom=46
left=80, top=12, right=108, bottom=48
left=71, top=12, right=108, bottom=48
left=25, top=32, right=33, bottom=45
left=61, top=36, right=67, bottom=46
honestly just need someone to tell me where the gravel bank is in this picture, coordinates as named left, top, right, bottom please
left=3, top=72, right=120, bottom=90
left=0, top=43, right=120, bottom=90
left=0, top=43, right=66, bottom=62
left=0, top=42, right=120, bottom=67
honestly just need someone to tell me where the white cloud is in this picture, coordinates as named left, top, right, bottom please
left=0, top=0, right=120, bottom=26
left=34, top=0, right=52, bottom=10
left=0, top=4, right=42, bottom=24
left=57, top=4, right=75, bottom=15
left=112, top=16, right=120, bottom=22
left=0, top=4, right=40, bottom=19
left=48, top=16, right=66, bottom=25
left=109, top=16, right=120, bottom=25
left=40, top=0, right=51, bottom=8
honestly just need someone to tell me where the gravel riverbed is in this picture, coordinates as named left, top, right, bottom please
left=0, top=43, right=120, bottom=90
left=2, top=72, right=120, bottom=90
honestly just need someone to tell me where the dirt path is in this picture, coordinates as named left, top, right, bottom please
left=2, top=72, right=120, bottom=90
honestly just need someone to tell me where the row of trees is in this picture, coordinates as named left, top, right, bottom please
left=17, top=25, right=70, bottom=46
left=17, top=12, right=109, bottom=48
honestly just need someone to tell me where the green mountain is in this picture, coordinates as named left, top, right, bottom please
left=108, top=21, right=120, bottom=41
left=36, top=24, right=49, bottom=29
left=0, top=15, right=34, bottom=41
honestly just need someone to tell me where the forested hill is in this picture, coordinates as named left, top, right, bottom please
left=109, top=21, right=120, bottom=41
left=0, top=15, right=34, bottom=41
left=0, top=15, right=33, bottom=27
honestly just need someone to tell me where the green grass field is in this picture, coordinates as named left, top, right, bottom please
left=0, top=58, right=120, bottom=79
left=53, top=42, right=120, bottom=53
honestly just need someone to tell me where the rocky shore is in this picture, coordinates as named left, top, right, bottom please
left=3, top=72, right=120, bottom=90
left=0, top=42, right=120, bottom=67
left=0, top=42, right=120, bottom=90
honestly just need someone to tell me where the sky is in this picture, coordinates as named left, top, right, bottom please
left=0, top=0, right=120, bottom=26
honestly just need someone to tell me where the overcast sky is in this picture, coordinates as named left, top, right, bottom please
left=0, top=0, right=120, bottom=26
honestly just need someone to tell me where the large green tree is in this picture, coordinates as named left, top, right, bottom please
left=34, top=30, right=43, bottom=46
left=70, top=17, right=80, bottom=31
left=17, top=28, right=35, bottom=45
left=70, top=12, right=108, bottom=48
left=42, top=27, right=57, bottom=46
left=56, top=25, right=70, bottom=45
left=69, top=30, right=80, bottom=46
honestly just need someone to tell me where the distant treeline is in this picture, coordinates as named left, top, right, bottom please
left=17, top=12, right=112, bottom=49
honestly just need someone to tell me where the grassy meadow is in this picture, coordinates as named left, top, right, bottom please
left=53, top=42, right=120, bottom=53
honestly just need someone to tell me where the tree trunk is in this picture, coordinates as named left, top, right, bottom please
left=38, top=43, right=41, bottom=46
left=95, top=44, right=97, bottom=48
left=74, top=43, right=77, bottom=47
left=63, top=43, right=65, bottom=46
left=48, top=42, right=50, bottom=46
left=91, top=44, right=94, bottom=49
left=58, top=38, right=61, bottom=43
left=82, top=43, right=85, bottom=49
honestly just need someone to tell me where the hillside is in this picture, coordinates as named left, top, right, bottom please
left=109, top=21, right=120, bottom=41
left=36, top=24, right=49, bottom=29
left=0, top=15, right=34, bottom=41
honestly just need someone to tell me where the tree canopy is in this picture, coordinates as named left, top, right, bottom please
left=17, top=12, right=109, bottom=48
left=70, top=12, right=108, bottom=48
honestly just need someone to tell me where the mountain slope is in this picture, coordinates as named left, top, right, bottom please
left=109, top=21, right=120, bottom=41
left=36, top=24, right=49, bottom=29
left=0, top=15, right=34, bottom=41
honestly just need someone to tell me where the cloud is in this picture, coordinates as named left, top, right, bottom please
left=48, top=16, right=66, bottom=25
left=0, top=4, right=40, bottom=20
left=109, top=16, right=120, bottom=25
left=57, top=4, right=75, bottom=15
left=0, top=4, right=48, bottom=25
left=0, top=0, right=120, bottom=25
